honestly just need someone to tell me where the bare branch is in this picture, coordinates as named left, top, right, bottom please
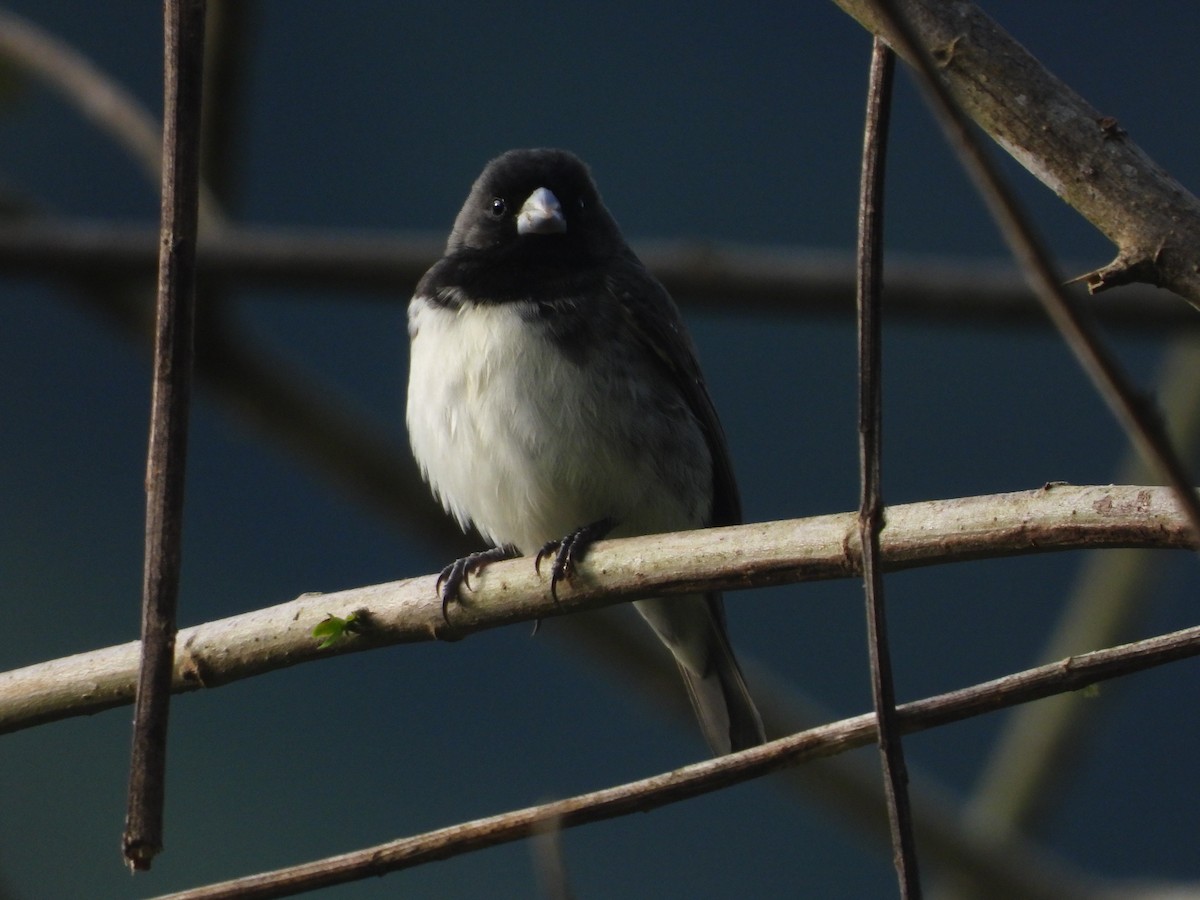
left=0, top=485, right=1192, bottom=736
left=856, top=0, right=1200, bottom=573
left=740, top=662, right=1098, bottom=900
left=856, top=38, right=921, bottom=896
left=0, top=9, right=222, bottom=226
left=149, top=621, right=1200, bottom=900
left=123, top=0, right=207, bottom=871
left=831, top=0, right=1200, bottom=307
left=565, top=615, right=1102, bottom=899
left=2, top=219, right=1197, bottom=329
left=0, top=10, right=161, bottom=186
left=965, top=336, right=1200, bottom=845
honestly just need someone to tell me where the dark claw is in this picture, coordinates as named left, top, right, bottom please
left=436, top=546, right=518, bottom=622
left=534, top=517, right=615, bottom=601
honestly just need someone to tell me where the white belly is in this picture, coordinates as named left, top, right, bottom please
left=406, top=298, right=711, bottom=553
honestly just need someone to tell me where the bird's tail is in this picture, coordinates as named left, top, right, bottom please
left=635, top=594, right=765, bottom=756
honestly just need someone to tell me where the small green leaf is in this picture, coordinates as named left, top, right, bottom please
left=313, top=614, right=351, bottom=649
left=312, top=618, right=339, bottom=638
left=312, top=611, right=369, bottom=649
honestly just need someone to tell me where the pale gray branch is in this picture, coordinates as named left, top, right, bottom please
left=0, top=485, right=1192, bottom=736
left=832, top=0, right=1200, bottom=306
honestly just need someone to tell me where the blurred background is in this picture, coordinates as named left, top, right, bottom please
left=1, top=2, right=1198, bottom=897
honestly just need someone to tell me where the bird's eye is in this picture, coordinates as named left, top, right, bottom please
left=489, top=197, right=506, bottom=218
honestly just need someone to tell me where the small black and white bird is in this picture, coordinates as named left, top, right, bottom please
left=406, top=148, right=765, bottom=755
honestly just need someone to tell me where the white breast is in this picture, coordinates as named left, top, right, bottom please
left=406, top=297, right=711, bottom=553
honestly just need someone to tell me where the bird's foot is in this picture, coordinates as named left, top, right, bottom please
left=436, top=545, right=519, bottom=622
left=535, top=517, right=615, bottom=601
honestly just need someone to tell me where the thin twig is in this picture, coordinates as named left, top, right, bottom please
left=864, top=0, right=1200, bottom=547
left=0, top=9, right=161, bottom=186
left=965, top=336, right=1200, bottom=845
left=857, top=37, right=921, bottom=897
left=198, top=1, right=256, bottom=203
left=0, top=485, right=1192, bottom=736
left=560, top=618, right=1097, bottom=900
left=0, top=8, right=221, bottom=226
left=123, top=0, right=207, bottom=871
left=148, top=622, right=1200, bottom=900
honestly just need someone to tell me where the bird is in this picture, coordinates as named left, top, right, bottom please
left=406, top=148, right=765, bottom=755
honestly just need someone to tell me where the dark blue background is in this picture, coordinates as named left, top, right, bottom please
left=1, top=3, right=1197, bottom=897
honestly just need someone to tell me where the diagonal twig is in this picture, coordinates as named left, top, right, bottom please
left=123, top=0, right=207, bottom=872
left=147, top=622, right=1200, bottom=900
left=965, top=336, right=1200, bottom=845
left=0, top=8, right=222, bottom=226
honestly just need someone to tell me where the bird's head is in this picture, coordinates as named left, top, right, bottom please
left=446, top=148, right=624, bottom=264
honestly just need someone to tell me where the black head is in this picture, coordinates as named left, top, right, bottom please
left=446, top=149, right=625, bottom=264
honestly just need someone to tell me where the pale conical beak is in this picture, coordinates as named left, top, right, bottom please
left=516, top=187, right=567, bottom=235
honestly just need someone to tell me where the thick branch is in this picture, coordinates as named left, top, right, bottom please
left=0, top=485, right=1192, bottom=735
left=832, top=0, right=1200, bottom=306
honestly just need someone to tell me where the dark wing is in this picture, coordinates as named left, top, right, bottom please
left=605, top=254, right=742, bottom=528
left=608, top=255, right=763, bottom=752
